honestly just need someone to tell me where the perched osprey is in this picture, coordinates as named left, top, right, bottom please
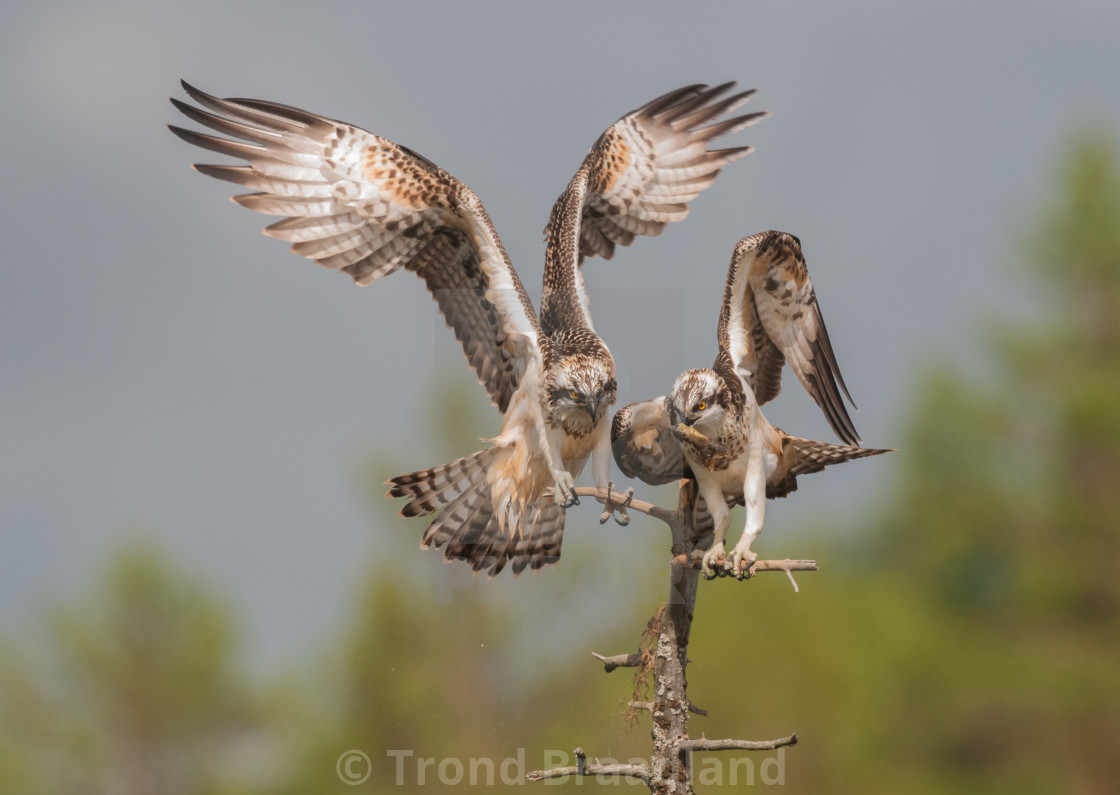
left=611, top=231, right=891, bottom=578
left=170, top=81, right=766, bottom=575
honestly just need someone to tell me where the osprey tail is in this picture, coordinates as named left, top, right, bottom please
left=387, top=449, right=566, bottom=577
left=684, top=434, right=891, bottom=532
left=387, top=449, right=498, bottom=518
left=768, top=433, right=893, bottom=498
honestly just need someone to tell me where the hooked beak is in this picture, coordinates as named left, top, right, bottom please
left=683, top=414, right=699, bottom=427
left=585, top=397, right=600, bottom=421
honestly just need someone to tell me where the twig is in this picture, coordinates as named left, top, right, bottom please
left=673, top=554, right=818, bottom=574
left=674, top=733, right=798, bottom=753
left=579, top=487, right=818, bottom=590
left=527, top=746, right=651, bottom=785
left=687, top=700, right=709, bottom=717
left=574, top=486, right=677, bottom=526
left=674, top=553, right=817, bottom=590
left=591, top=651, right=641, bottom=672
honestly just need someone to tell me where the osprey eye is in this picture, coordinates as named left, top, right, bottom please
left=570, top=390, right=581, bottom=402
left=696, top=401, right=707, bottom=412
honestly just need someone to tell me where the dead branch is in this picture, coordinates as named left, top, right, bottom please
left=535, top=481, right=811, bottom=792
left=578, top=486, right=817, bottom=590
left=578, top=485, right=824, bottom=553
left=673, top=555, right=818, bottom=573
left=590, top=651, right=641, bottom=672
left=687, top=701, right=709, bottom=717
left=676, top=553, right=817, bottom=591
left=527, top=747, right=651, bottom=785
left=675, top=733, right=799, bottom=753
left=575, top=486, right=677, bottom=525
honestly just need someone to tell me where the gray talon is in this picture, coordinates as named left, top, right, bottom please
left=599, top=482, right=614, bottom=523
left=613, top=487, right=634, bottom=526
left=598, top=482, right=633, bottom=526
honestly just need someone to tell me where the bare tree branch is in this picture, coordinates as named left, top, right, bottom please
left=674, top=555, right=818, bottom=573
left=527, top=746, right=651, bottom=785
left=533, top=481, right=814, bottom=792
left=687, top=701, right=709, bottom=717
left=590, top=651, right=641, bottom=672
left=526, top=763, right=651, bottom=784
left=578, top=486, right=817, bottom=590
left=675, top=733, right=799, bottom=752
left=575, top=486, right=676, bottom=525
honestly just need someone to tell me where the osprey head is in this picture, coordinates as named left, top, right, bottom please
left=547, top=354, right=617, bottom=433
left=669, top=368, right=727, bottom=435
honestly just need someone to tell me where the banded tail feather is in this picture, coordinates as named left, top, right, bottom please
left=437, top=494, right=564, bottom=577
left=768, top=433, right=893, bottom=498
left=388, top=449, right=565, bottom=577
left=172, top=82, right=767, bottom=575
left=386, top=449, right=498, bottom=517
left=684, top=434, right=892, bottom=532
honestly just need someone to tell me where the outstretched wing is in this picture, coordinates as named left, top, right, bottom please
left=610, top=398, right=689, bottom=486
left=169, top=80, right=541, bottom=414
left=717, top=231, right=861, bottom=446
left=571, top=82, right=767, bottom=263
left=540, top=83, right=768, bottom=333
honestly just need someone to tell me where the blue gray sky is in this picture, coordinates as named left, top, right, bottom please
left=3, top=0, right=1118, bottom=668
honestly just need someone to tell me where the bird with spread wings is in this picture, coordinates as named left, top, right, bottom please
left=170, top=81, right=766, bottom=575
left=611, top=231, right=891, bottom=578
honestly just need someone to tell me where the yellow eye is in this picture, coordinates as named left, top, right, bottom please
left=697, top=401, right=707, bottom=411
left=570, top=390, right=581, bottom=401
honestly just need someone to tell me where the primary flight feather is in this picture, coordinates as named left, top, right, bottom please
left=612, top=231, right=891, bottom=577
left=170, top=80, right=766, bottom=575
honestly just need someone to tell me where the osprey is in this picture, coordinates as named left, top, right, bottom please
left=170, top=81, right=766, bottom=575
left=611, top=231, right=891, bottom=578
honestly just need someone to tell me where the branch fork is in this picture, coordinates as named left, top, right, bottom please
left=533, top=482, right=815, bottom=792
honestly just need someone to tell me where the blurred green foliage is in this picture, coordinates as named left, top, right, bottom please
left=0, top=543, right=260, bottom=794
left=2, top=129, right=1117, bottom=793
